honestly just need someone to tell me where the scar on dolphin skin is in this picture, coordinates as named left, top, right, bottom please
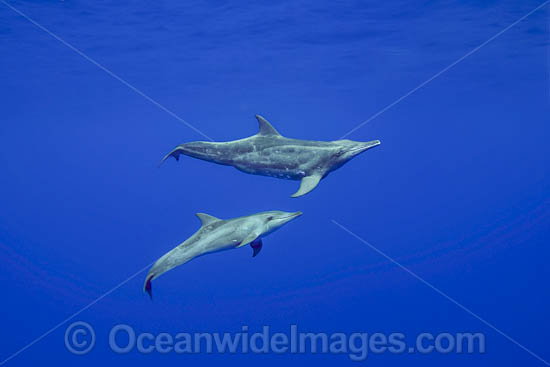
left=160, top=115, right=380, bottom=197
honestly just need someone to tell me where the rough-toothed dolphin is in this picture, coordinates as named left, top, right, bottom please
left=161, top=115, right=380, bottom=197
left=143, top=210, right=302, bottom=299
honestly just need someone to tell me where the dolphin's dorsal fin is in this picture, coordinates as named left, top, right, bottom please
left=196, top=213, right=220, bottom=226
left=255, top=115, right=281, bottom=136
left=291, top=174, right=322, bottom=197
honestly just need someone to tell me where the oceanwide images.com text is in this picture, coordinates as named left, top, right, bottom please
left=65, top=322, right=486, bottom=360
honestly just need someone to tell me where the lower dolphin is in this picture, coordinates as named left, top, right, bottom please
left=143, top=210, right=302, bottom=299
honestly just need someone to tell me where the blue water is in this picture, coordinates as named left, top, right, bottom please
left=1, top=0, right=549, bottom=365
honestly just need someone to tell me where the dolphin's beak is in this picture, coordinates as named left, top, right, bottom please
left=278, top=211, right=303, bottom=224
left=288, top=211, right=303, bottom=219
left=350, top=140, right=380, bottom=154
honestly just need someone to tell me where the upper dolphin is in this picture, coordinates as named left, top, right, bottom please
left=143, top=210, right=302, bottom=299
left=161, top=115, right=380, bottom=197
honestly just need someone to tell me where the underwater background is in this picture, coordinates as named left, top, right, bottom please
left=0, top=0, right=549, bottom=365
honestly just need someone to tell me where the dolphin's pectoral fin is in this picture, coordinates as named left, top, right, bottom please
left=236, top=231, right=261, bottom=249
left=251, top=238, right=263, bottom=257
left=159, top=146, right=184, bottom=166
left=291, top=174, right=322, bottom=197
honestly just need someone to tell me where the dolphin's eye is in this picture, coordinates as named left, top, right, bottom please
left=267, top=216, right=274, bottom=221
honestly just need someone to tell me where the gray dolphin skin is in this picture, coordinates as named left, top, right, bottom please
left=161, top=115, right=380, bottom=197
left=143, top=210, right=302, bottom=299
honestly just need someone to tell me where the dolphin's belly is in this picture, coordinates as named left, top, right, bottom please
left=231, top=146, right=326, bottom=180
left=196, top=237, right=237, bottom=255
left=198, top=223, right=250, bottom=254
left=234, top=164, right=305, bottom=180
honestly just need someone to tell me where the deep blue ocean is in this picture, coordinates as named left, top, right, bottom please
left=1, top=1, right=549, bottom=365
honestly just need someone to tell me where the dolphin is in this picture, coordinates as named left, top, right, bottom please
left=143, top=210, right=302, bottom=299
left=161, top=115, right=380, bottom=197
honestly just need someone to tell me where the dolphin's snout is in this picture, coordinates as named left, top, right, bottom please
left=348, top=140, right=381, bottom=154
left=360, top=139, right=381, bottom=150
left=273, top=211, right=303, bottom=225
left=283, top=211, right=302, bottom=220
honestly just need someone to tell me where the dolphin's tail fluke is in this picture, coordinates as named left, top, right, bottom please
left=144, top=274, right=154, bottom=300
left=159, top=146, right=183, bottom=167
